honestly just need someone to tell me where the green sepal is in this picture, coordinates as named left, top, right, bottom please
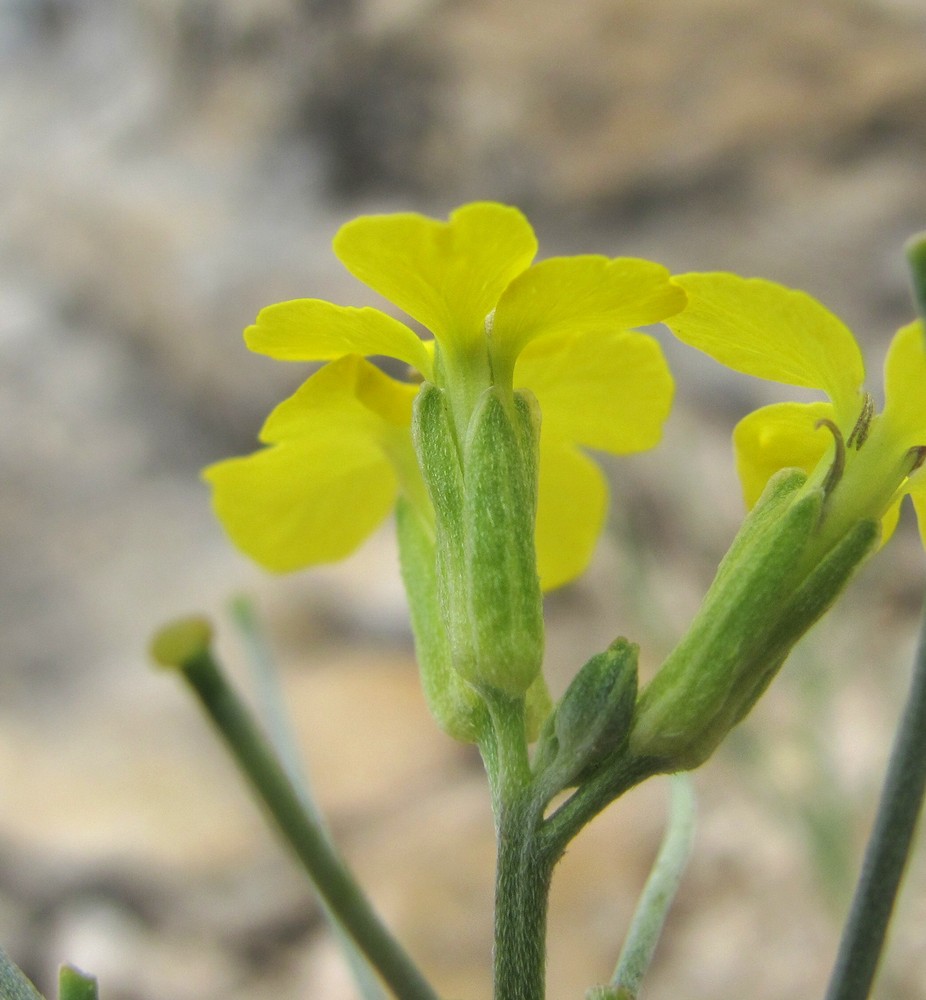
left=413, top=382, right=545, bottom=697
left=395, top=496, right=487, bottom=743
left=412, top=381, right=467, bottom=632
left=702, top=515, right=879, bottom=743
left=630, top=469, right=824, bottom=770
left=535, top=638, right=638, bottom=796
left=459, top=387, right=544, bottom=695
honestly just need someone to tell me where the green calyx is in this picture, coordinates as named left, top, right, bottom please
left=411, top=381, right=545, bottom=698
left=395, top=497, right=488, bottom=743
left=630, top=468, right=878, bottom=771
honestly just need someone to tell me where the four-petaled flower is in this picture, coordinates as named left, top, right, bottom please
left=663, top=273, right=926, bottom=554
left=205, top=202, right=685, bottom=589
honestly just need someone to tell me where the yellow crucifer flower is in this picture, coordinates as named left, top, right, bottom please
left=663, top=273, right=926, bottom=557
left=205, top=202, right=684, bottom=590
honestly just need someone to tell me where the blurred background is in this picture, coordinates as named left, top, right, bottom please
left=2, top=0, right=926, bottom=996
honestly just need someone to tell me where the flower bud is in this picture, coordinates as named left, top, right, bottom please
left=630, top=469, right=877, bottom=771
left=536, top=638, right=638, bottom=794
left=412, top=382, right=544, bottom=697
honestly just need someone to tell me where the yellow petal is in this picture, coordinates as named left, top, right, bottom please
left=203, top=437, right=397, bottom=572
left=535, top=435, right=608, bottom=590
left=881, top=320, right=926, bottom=448
left=733, top=401, right=836, bottom=508
left=203, top=355, right=417, bottom=572
left=260, top=354, right=417, bottom=443
left=515, top=328, right=673, bottom=453
left=667, top=274, right=865, bottom=420
left=332, top=202, right=537, bottom=353
left=493, top=255, right=685, bottom=370
left=245, top=299, right=432, bottom=377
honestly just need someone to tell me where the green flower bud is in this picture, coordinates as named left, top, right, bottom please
left=412, top=382, right=544, bottom=697
left=536, top=638, right=638, bottom=794
left=630, top=469, right=878, bottom=771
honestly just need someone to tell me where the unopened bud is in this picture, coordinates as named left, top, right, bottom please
left=631, top=468, right=876, bottom=771
left=412, top=383, right=544, bottom=697
left=539, top=638, right=638, bottom=792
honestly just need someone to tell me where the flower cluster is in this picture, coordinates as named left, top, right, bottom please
left=204, top=201, right=926, bottom=762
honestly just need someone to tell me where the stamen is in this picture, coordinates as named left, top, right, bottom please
left=816, top=418, right=846, bottom=497
left=846, top=393, right=874, bottom=450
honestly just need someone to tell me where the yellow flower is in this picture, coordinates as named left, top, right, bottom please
left=205, top=202, right=684, bottom=589
left=663, top=273, right=926, bottom=554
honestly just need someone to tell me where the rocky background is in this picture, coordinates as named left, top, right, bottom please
left=2, top=0, right=926, bottom=997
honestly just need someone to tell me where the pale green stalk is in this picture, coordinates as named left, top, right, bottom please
left=609, top=773, right=696, bottom=998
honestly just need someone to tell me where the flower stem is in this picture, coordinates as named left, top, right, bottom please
left=610, top=774, right=696, bottom=998
left=823, top=598, right=926, bottom=1000
left=166, top=637, right=440, bottom=1000
left=493, top=795, right=553, bottom=1000
left=229, top=595, right=387, bottom=1000
left=481, top=691, right=551, bottom=1000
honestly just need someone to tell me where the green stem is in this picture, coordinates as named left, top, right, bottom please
left=823, top=599, right=926, bottom=1000
left=481, top=691, right=550, bottom=1000
left=175, top=647, right=441, bottom=1000
left=229, top=596, right=387, bottom=1000
left=541, top=752, right=654, bottom=859
left=494, top=795, right=554, bottom=1000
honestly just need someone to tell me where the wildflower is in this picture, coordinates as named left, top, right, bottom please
left=205, top=202, right=683, bottom=590
left=630, top=273, right=926, bottom=770
left=662, top=273, right=926, bottom=558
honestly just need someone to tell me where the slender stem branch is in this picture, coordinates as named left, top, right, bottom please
left=229, top=595, right=387, bottom=1000
left=541, top=752, right=654, bottom=860
left=611, top=773, right=697, bottom=998
left=823, top=599, right=926, bottom=1000
left=176, top=647, right=441, bottom=1000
